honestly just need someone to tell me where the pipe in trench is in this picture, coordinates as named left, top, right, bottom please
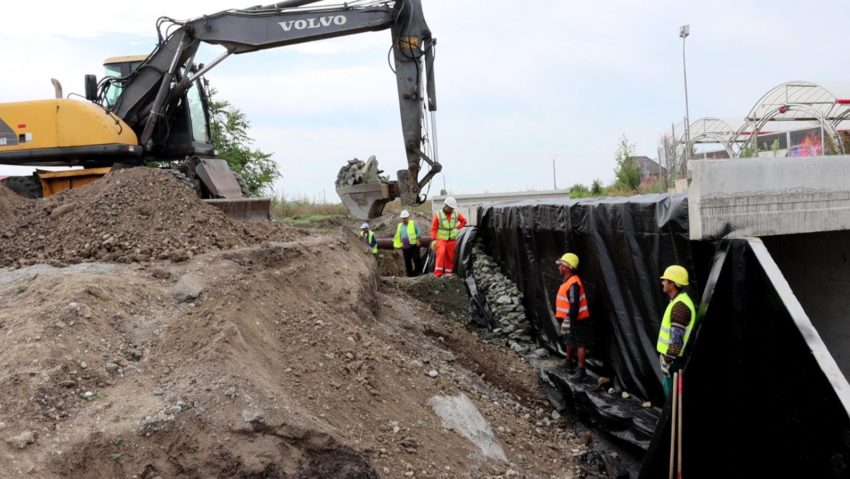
left=375, top=235, right=432, bottom=250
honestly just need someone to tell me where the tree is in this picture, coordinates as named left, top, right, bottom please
left=613, top=134, right=641, bottom=192
left=770, top=139, right=781, bottom=157
left=739, top=140, right=758, bottom=158
left=657, top=131, right=678, bottom=188
left=208, top=88, right=280, bottom=195
left=590, top=179, right=603, bottom=196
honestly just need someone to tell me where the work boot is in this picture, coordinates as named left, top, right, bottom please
left=571, top=368, right=587, bottom=381
left=564, top=359, right=577, bottom=371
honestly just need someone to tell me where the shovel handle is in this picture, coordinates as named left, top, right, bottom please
left=669, top=371, right=679, bottom=479
left=677, top=372, right=684, bottom=479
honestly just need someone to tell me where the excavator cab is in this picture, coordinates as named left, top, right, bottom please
left=99, top=56, right=271, bottom=221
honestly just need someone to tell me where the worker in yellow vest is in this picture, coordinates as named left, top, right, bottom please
left=359, top=223, right=377, bottom=256
left=393, top=210, right=422, bottom=277
left=554, top=252, right=591, bottom=380
left=657, top=265, right=697, bottom=398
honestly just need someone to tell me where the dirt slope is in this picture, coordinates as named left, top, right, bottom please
left=0, top=171, right=596, bottom=478
left=0, top=229, right=586, bottom=478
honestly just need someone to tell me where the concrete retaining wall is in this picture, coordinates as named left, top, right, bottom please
left=688, top=155, right=850, bottom=239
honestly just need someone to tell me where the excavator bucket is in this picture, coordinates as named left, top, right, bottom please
left=193, top=159, right=271, bottom=221
left=336, top=182, right=394, bottom=220
left=335, top=156, right=399, bottom=219
left=203, top=198, right=271, bottom=221
left=194, top=159, right=243, bottom=198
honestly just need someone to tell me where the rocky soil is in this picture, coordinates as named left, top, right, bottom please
left=0, top=173, right=607, bottom=478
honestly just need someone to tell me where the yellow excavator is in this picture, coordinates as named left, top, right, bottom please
left=0, top=0, right=440, bottom=220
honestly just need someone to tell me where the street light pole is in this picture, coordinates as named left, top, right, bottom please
left=679, top=25, right=691, bottom=174
left=551, top=154, right=558, bottom=190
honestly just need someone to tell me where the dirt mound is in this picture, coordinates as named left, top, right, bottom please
left=0, top=168, right=300, bottom=267
left=0, top=232, right=583, bottom=477
left=0, top=184, right=25, bottom=224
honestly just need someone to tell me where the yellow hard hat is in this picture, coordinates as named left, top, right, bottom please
left=556, top=253, right=579, bottom=270
left=661, top=265, right=689, bottom=286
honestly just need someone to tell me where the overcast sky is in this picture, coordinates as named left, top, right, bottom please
left=2, top=0, right=849, bottom=201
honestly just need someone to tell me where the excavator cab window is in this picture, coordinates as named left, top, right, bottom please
left=102, top=56, right=146, bottom=108
left=185, top=81, right=210, bottom=144
left=102, top=65, right=123, bottom=108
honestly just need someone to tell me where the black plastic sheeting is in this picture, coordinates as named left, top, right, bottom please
left=538, top=360, right=660, bottom=450
left=762, top=230, right=850, bottom=382
left=476, top=194, right=695, bottom=405
left=640, top=239, right=850, bottom=478
left=456, top=227, right=477, bottom=279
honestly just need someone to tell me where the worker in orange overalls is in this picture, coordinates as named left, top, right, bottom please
left=430, top=196, right=466, bottom=277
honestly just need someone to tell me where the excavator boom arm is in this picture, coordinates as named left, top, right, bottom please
left=107, top=0, right=438, bottom=218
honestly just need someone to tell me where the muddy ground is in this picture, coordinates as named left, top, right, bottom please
left=0, top=171, right=606, bottom=478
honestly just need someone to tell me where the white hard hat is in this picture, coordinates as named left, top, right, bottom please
left=444, top=196, right=458, bottom=209
left=400, top=210, right=410, bottom=219
left=360, top=223, right=369, bottom=229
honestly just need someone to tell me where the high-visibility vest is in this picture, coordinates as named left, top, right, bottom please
left=435, top=210, right=459, bottom=240
left=360, top=230, right=377, bottom=254
left=656, top=291, right=697, bottom=356
left=393, top=221, right=419, bottom=249
left=555, top=275, right=590, bottom=321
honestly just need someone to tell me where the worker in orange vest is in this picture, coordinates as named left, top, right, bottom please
left=554, top=252, right=591, bottom=380
left=430, top=196, right=466, bottom=277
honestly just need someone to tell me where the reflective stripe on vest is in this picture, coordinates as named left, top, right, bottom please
left=656, top=291, right=697, bottom=356
left=393, top=221, right=419, bottom=248
left=554, top=275, right=590, bottom=320
left=360, top=230, right=377, bottom=254
left=436, top=210, right=459, bottom=240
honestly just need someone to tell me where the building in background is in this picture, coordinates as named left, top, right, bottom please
left=632, top=156, right=667, bottom=186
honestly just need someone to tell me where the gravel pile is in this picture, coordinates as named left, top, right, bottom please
left=470, top=244, right=537, bottom=354
left=0, top=168, right=299, bottom=267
